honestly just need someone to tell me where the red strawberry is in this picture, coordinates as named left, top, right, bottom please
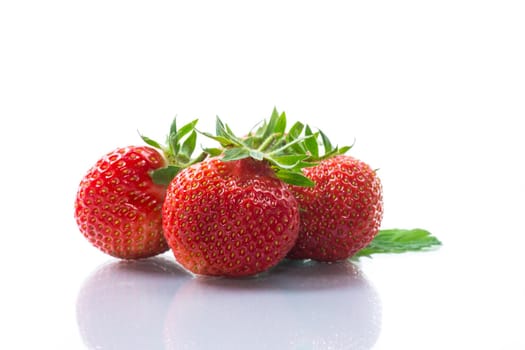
left=161, top=109, right=316, bottom=276
left=288, top=155, right=384, bottom=261
left=162, top=157, right=300, bottom=277
left=75, top=118, right=204, bottom=259
left=74, top=146, right=169, bottom=259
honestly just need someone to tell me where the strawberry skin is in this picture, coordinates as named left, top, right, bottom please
left=288, top=155, right=383, bottom=261
left=75, top=146, right=170, bottom=259
left=162, top=157, right=300, bottom=277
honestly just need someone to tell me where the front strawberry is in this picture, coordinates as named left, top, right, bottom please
left=288, top=155, right=384, bottom=261
left=75, top=146, right=169, bottom=259
left=162, top=157, right=300, bottom=276
left=161, top=109, right=315, bottom=276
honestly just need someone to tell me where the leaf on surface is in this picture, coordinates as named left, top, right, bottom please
left=354, top=228, right=442, bottom=258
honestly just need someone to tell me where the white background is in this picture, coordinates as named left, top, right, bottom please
left=1, top=1, right=524, bottom=349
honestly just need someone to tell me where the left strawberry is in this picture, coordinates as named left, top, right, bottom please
left=74, top=118, right=204, bottom=259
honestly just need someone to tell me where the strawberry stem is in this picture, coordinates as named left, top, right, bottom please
left=257, top=133, right=280, bottom=152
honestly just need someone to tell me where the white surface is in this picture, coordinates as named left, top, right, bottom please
left=1, top=1, right=524, bottom=349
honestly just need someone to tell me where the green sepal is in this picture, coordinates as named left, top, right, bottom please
left=267, top=154, right=308, bottom=169
left=150, top=165, right=183, bottom=186
left=269, top=133, right=316, bottom=157
left=199, top=108, right=327, bottom=187
left=203, top=147, right=223, bottom=157
left=300, top=125, right=353, bottom=161
left=274, top=111, right=287, bottom=135
left=262, top=108, right=280, bottom=139
left=319, top=129, right=333, bottom=154
left=353, top=228, right=442, bottom=258
left=140, top=116, right=206, bottom=184
left=249, top=149, right=265, bottom=161
left=303, top=125, right=319, bottom=158
left=176, top=119, right=198, bottom=140
left=288, top=121, right=305, bottom=139
left=167, top=117, right=179, bottom=154
left=337, top=145, right=352, bottom=155
left=275, top=169, right=315, bottom=187
left=198, top=131, right=236, bottom=148
left=215, top=116, right=245, bottom=146
left=140, top=134, right=163, bottom=150
left=286, top=121, right=306, bottom=154
left=180, top=130, right=197, bottom=160
left=222, top=148, right=250, bottom=161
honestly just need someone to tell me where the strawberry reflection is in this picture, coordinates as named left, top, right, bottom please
left=76, top=256, right=189, bottom=350
left=164, top=260, right=382, bottom=350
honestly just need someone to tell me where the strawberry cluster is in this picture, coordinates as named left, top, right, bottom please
left=75, top=109, right=428, bottom=277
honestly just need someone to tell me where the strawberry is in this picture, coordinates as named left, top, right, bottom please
left=162, top=157, right=300, bottom=276
left=75, top=146, right=169, bottom=259
left=161, top=110, right=315, bottom=276
left=288, top=154, right=384, bottom=261
left=74, top=118, right=204, bottom=259
left=275, top=124, right=384, bottom=261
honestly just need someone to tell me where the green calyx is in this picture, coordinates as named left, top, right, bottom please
left=140, top=117, right=206, bottom=186
left=198, top=108, right=311, bottom=186
left=200, top=108, right=354, bottom=186
left=140, top=108, right=353, bottom=187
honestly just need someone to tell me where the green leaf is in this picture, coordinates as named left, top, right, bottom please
left=215, top=116, right=227, bottom=138
left=269, top=133, right=315, bottom=156
left=267, top=154, right=307, bottom=169
left=354, top=228, right=442, bottom=258
left=253, top=120, right=267, bottom=138
left=288, top=121, right=304, bottom=139
left=275, top=170, right=315, bottom=187
left=274, top=111, right=287, bottom=135
left=203, top=147, right=223, bottom=157
left=213, top=117, right=246, bottom=147
left=222, top=147, right=250, bottom=161
left=249, top=149, right=264, bottom=161
left=263, top=107, right=281, bottom=140
left=224, top=123, right=238, bottom=139
left=181, top=130, right=197, bottom=158
left=168, top=133, right=180, bottom=155
left=140, top=134, right=163, bottom=150
left=176, top=119, right=198, bottom=141
left=142, top=116, right=206, bottom=170
left=319, top=129, right=333, bottom=154
left=304, top=125, right=319, bottom=158
left=198, top=109, right=321, bottom=187
left=149, top=165, right=182, bottom=186
left=198, top=131, right=237, bottom=147
left=319, top=148, right=340, bottom=160
left=167, top=117, right=179, bottom=154
left=169, top=117, right=177, bottom=138
left=338, top=145, right=352, bottom=155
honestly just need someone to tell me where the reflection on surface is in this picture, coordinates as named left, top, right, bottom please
left=77, top=258, right=381, bottom=350
left=76, top=256, right=189, bottom=350
left=164, top=260, right=382, bottom=350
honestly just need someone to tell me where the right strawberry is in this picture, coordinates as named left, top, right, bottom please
left=288, top=152, right=383, bottom=262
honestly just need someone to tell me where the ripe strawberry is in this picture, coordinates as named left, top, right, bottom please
left=288, top=155, right=384, bottom=261
left=75, top=146, right=169, bottom=259
left=162, top=109, right=315, bottom=276
left=162, top=157, right=300, bottom=276
left=75, top=118, right=204, bottom=259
